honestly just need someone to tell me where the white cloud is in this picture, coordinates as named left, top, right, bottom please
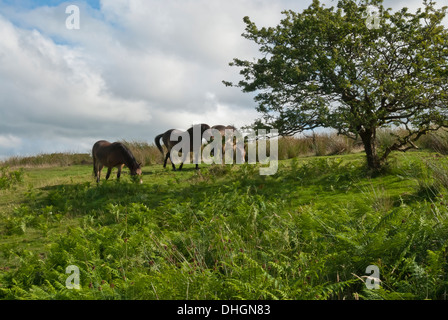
left=0, top=134, right=21, bottom=148
left=0, top=0, right=281, bottom=158
left=0, top=13, right=152, bottom=138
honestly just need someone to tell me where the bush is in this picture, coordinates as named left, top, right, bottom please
left=0, top=166, right=24, bottom=190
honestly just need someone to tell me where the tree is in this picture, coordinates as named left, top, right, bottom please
left=225, top=0, right=448, bottom=171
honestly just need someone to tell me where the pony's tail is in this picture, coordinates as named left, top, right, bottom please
left=154, top=133, right=164, bottom=156
left=92, top=154, right=96, bottom=177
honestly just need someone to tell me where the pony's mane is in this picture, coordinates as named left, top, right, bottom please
left=116, top=143, right=139, bottom=170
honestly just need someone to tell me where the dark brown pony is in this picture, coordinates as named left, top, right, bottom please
left=154, top=123, right=210, bottom=170
left=92, top=140, right=142, bottom=183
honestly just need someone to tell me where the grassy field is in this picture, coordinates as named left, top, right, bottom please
left=1, top=148, right=448, bottom=300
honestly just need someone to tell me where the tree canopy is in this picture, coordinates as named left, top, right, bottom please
left=225, top=0, right=448, bottom=170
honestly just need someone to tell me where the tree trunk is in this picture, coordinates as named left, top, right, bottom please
left=359, top=128, right=381, bottom=171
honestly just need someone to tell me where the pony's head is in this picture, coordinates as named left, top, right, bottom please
left=130, top=162, right=143, bottom=184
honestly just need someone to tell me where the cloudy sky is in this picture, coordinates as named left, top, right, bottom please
left=0, top=0, right=440, bottom=158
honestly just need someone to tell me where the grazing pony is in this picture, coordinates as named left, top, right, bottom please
left=154, top=123, right=210, bottom=170
left=92, top=140, right=142, bottom=183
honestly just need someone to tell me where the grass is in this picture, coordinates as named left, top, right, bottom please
left=1, top=143, right=448, bottom=299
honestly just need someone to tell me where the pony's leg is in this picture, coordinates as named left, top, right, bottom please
left=105, top=167, right=112, bottom=180
left=164, top=151, right=170, bottom=168
left=168, top=151, right=177, bottom=171
left=97, top=164, right=104, bottom=183
left=93, top=157, right=98, bottom=181
left=178, top=151, right=190, bottom=171
left=117, top=164, right=124, bottom=180
left=222, top=144, right=226, bottom=165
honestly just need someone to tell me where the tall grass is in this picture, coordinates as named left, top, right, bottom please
left=280, top=128, right=448, bottom=160
left=119, top=140, right=163, bottom=166
left=1, top=128, right=448, bottom=168
left=120, top=129, right=448, bottom=164
left=276, top=132, right=361, bottom=160
left=415, top=128, right=448, bottom=155
left=0, top=153, right=92, bottom=168
left=376, top=127, right=448, bottom=155
left=0, top=143, right=163, bottom=168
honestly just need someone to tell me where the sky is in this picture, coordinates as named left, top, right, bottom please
left=0, top=0, right=443, bottom=158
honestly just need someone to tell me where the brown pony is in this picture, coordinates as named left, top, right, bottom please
left=154, top=123, right=210, bottom=170
left=92, top=140, right=142, bottom=183
left=210, top=125, right=245, bottom=162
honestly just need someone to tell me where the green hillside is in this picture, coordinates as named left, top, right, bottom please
left=1, top=151, right=448, bottom=300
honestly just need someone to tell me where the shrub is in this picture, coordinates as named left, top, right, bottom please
left=0, top=166, right=24, bottom=190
